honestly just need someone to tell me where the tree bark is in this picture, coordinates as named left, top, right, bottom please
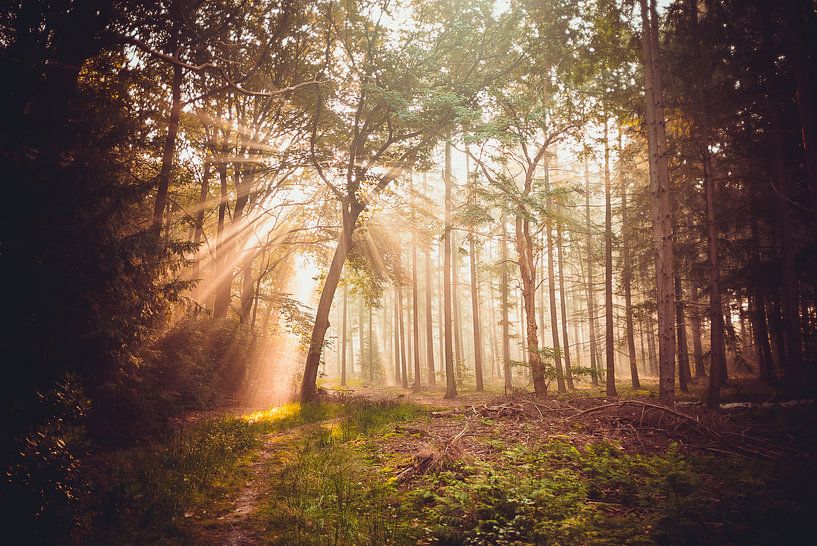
left=689, top=285, right=706, bottom=378
left=398, top=281, right=409, bottom=388
left=213, top=158, right=232, bottom=319
left=544, top=158, right=565, bottom=393
left=443, top=140, right=458, bottom=398
left=583, top=158, right=600, bottom=386
left=452, top=230, right=464, bottom=383
left=556, top=224, right=575, bottom=390
left=341, top=283, right=348, bottom=386
left=639, top=0, right=676, bottom=405
left=153, top=43, right=183, bottom=234
left=674, top=269, right=692, bottom=392
left=603, top=120, right=617, bottom=397
left=411, top=175, right=422, bottom=390
left=192, top=159, right=211, bottom=281
left=423, top=174, right=437, bottom=387
left=301, top=204, right=359, bottom=401
left=469, top=228, right=485, bottom=391
left=501, top=216, right=513, bottom=391
left=619, top=140, right=641, bottom=390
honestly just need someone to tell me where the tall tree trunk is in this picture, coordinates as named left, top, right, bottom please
left=556, top=224, right=575, bottom=390
left=398, top=282, right=408, bottom=388
left=213, top=159, right=232, bottom=319
left=411, top=176, right=422, bottom=390
left=760, top=1, right=804, bottom=385
left=394, top=287, right=401, bottom=386
left=452, top=231, right=464, bottom=383
left=443, top=140, right=458, bottom=398
left=584, top=158, right=600, bottom=386
left=359, top=294, right=365, bottom=381
left=423, top=175, right=437, bottom=387
left=438, top=241, right=444, bottom=385
left=619, top=142, right=641, bottom=390
left=603, top=120, right=617, bottom=397
left=704, top=145, right=725, bottom=408
left=501, top=216, right=512, bottom=391
left=675, top=270, right=692, bottom=392
left=639, top=0, right=676, bottom=405
left=545, top=158, right=565, bottom=393
left=341, top=283, right=348, bottom=387
left=239, top=253, right=256, bottom=324
left=469, top=228, right=485, bottom=391
left=369, top=306, right=374, bottom=382
left=153, top=49, right=183, bottom=234
left=192, top=159, right=211, bottom=281
left=487, top=266, right=499, bottom=381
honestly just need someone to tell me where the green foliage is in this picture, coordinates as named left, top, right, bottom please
left=411, top=439, right=817, bottom=545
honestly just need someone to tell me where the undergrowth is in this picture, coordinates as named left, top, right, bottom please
left=81, top=401, right=339, bottom=544
left=259, top=398, right=425, bottom=545
left=411, top=439, right=817, bottom=545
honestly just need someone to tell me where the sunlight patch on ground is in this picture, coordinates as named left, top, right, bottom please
left=242, top=402, right=301, bottom=424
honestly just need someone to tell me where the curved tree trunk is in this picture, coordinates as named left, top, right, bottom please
left=301, top=206, right=357, bottom=402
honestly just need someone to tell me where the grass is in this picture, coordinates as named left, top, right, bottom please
left=81, top=401, right=342, bottom=543
left=258, top=398, right=426, bottom=545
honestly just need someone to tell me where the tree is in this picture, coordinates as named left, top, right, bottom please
left=638, top=0, right=677, bottom=405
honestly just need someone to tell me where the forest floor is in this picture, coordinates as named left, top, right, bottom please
left=82, top=380, right=817, bottom=545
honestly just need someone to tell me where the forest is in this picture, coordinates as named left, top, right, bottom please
left=2, top=0, right=816, bottom=543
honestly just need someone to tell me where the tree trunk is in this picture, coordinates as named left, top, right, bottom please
left=398, top=281, right=409, bottom=388
left=394, top=287, right=401, bottom=386
left=469, top=228, right=485, bottom=391
left=443, top=140, right=458, bottom=398
left=545, top=159, right=565, bottom=393
left=301, top=205, right=358, bottom=401
left=423, top=175, right=437, bottom=387
left=689, top=285, right=706, bottom=378
left=369, top=306, right=374, bottom=382
left=341, top=283, right=348, bottom=387
left=675, top=269, right=691, bottom=392
left=411, top=176, right=422, bottom=390
left=501, top=216, right=512, bottom=391
left=556, top=224, right=575, bottom=390
left=704, top=144, right=725, bottom=408
left=619, top=143, right=641, bottom=390
left=639, top=0, right=676, bottom=405
left=584, top=158, right=600, bottom=386
left=192, top=159, right=211, bottom=281
left=359, top=294, right=365, bottom=381
left=603, top=120, right=617, bottom=397
left=213, top=159, right=232, bottom=319
left=452, top=231, right=464, bottom=383
left=153, top=50, right=183, bottom=234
